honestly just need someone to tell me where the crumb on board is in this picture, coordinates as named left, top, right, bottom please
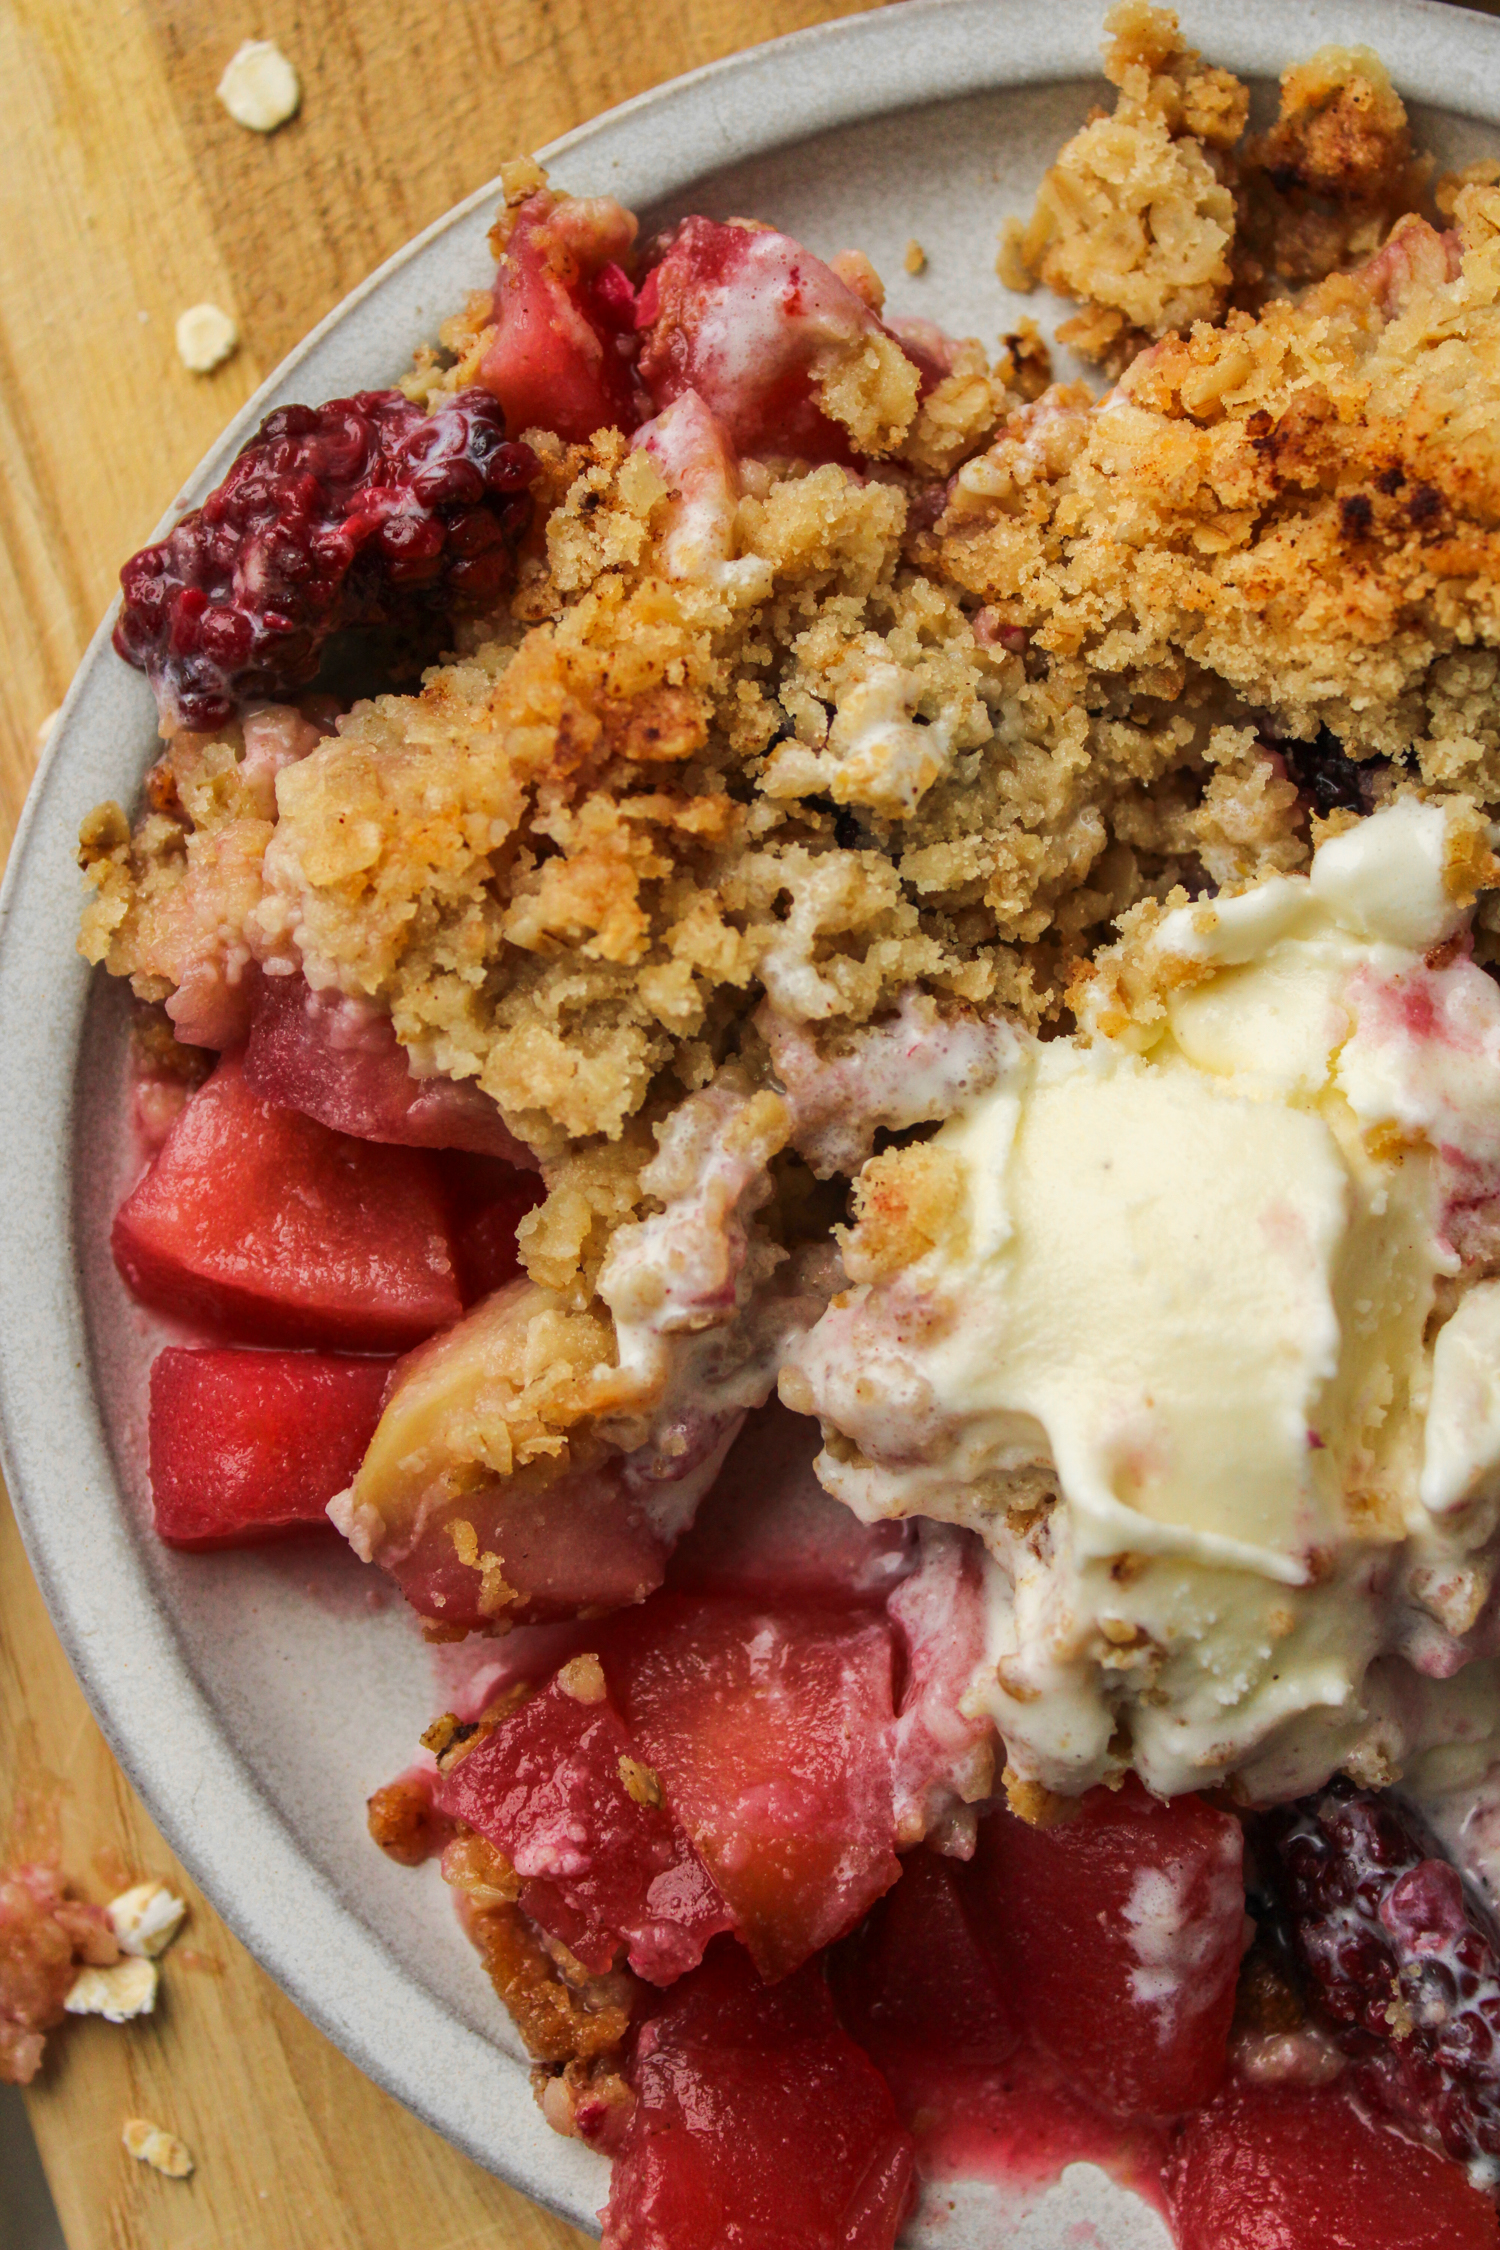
left=107, top=1882, right=187, bottom=1959
left=1, top=1862, right=120, bottom=2084
left=175, top=304, right=239, bottom=374
left=216, top=39, right=301, bottom=133
left=123, top=2117, right=195, bottom=2178
left=65, top=1956, right=158, bottom=2022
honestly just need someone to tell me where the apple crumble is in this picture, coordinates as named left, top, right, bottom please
left=74, top=7, right=1500, bottom=2240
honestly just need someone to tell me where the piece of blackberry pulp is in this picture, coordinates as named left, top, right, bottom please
left=1260, top=1785, right=1500, bottom=2169
left=115, top=390, right=535, bottom=731
left=1282, top=728, right=1380, bottom=818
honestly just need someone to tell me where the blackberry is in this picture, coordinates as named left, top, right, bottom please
left=1260, top=1786, right=1500, bottom=2168
left=115, top=389, right=534, bottom=730
left=1281, top=728, right=1381, bottom=818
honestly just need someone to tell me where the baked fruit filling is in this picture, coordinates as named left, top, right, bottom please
left=77, top=6, right=1500, bottom=2242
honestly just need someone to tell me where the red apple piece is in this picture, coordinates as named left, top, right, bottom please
left=435, top=1670, right=732, bottom=1983
left=148, top=1346, right=393, bottom=1548
left=602, top=1939, right=915, bottom=2250
left=113, top=1053, right=463, bottom=1349
left=341, top=1279, right=674, bottom=1627
left=243, top=975, right=535, bottom=1163
left=973, top=1776, right=1245, bottom=2118
left=1170, top=2078, right=1499, bottom=2250
left=830, top=1844, right=1018, bottom=2065
left=604, top=1596, right=900, bottom=1981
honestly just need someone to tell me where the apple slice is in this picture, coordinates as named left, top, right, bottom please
left=337, top=1279, right=691, bottom=1628
left=113, top=1054, right=463, bottom=1350
left=480, top=188, right=641, bottom=443
left=1170, top=2079, right=1499, bottom=2250
left=435, top=1669, right=732, bottom=1983
left=602, top=1940, right=914, bottom=2250
left=829, top=1844, right=1019, bottom=2065
left=603, top=1595, right=900, bottom=1980
left=243, top=975, right=535, bottom=1163
left=149, top=1347, right=393, bottom=1548
left=973, top=1776, right=1245, bottom=2119
left=665, top=1400, right=914, bottom=1606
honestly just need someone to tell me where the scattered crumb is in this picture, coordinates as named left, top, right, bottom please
left=175, top=304, right=239, bottom=374
left=1382, top=1995, right=1417, bottom=2042
left=556, top=1653, right=607, bottom=1704
left=216, top=39, right=301, bottom=133
left=107, top=1882, right=187, bottom=1959
left=904, top=239, right=927, bottom=275
left=122, top=2117, right=194, bottom=2178
left=65, top=1957, right=158, bottom=2022
left=1001, top=1765, right=1082, bottom=1829
left=420, top=1711, right=473, bottom=1763
left=618, top=1756, right=664, bottom=1808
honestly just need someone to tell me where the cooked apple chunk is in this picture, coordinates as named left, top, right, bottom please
left=332, top=1279, right=727, bottom=1630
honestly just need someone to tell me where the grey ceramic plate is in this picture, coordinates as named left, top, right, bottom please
left=5, top=0, right=1500, bottom=2237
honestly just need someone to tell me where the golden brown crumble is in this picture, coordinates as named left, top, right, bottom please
left=1238, top=45, right=1428, bottom=292
left=930, top=194, right=1500, bottom=770
left=1002, top=6, right=1431, bottom=369
left=366, top=1778, right=446, bottom=1867
left=999, top=0, right=1248, bottom=371
left=840, top=1141, right=967, bottom=1286
left=462, top=1893, right=635, bottom=2064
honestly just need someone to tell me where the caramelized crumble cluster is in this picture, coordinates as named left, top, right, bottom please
left=999, top=1, right=1429, bottom=365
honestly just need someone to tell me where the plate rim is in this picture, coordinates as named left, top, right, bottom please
left=5, top=0, right=1500, bottom=2228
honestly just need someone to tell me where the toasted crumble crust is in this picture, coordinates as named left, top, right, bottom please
left=85, top=432, right=1235, bottom=1185
left=463, top=1893, right=635, bottom=2064
left=1237, top=44, right=1429, bottom=293
left=999, top=0, right=1249, bottom=371
left=930, top=190, right=1500, bottom=774
left=1000, top=5, right=1431, bottom=372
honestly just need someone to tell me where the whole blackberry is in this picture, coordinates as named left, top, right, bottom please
left=115, top=389, right=534, bottom=730
left=1262, top=1786, right=1500, bottom=2168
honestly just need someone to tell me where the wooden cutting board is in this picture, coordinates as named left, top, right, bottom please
left=0, top=0, right=885, bottom=2242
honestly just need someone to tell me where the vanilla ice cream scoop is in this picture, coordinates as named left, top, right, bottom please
left=785, top=798, right=1500, bottom=1801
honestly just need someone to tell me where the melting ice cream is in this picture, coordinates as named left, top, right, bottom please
left=787, top=800, right=1500, bottom=1801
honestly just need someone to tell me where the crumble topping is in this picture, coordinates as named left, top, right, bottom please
left=79, top=24, right=1500, bottom=2205
left=998, top=0, right=1249, bottom=367
left=122, top=2117, right=195, bottom=2177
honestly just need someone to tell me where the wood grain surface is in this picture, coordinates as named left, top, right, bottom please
left=0, top=1, right=887, bottom=2243
left=3, top=0, right=1496, bottom=2244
